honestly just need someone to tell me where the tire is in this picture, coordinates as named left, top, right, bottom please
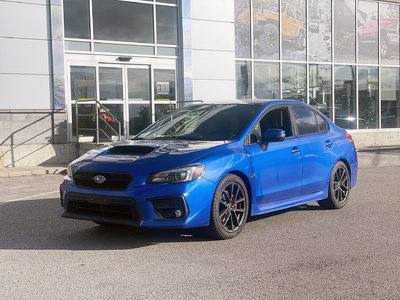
left=258, top=23, right=279, bottom=56
left=209, top=174, right=249, bottom=240
left=295, top=31, right=305, bottom=50
left=318, top=161, right=351, bottom=209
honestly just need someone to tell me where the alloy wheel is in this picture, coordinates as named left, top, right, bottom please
left=333, top=166, right=349, bottom=204
left=218, top=182, right=246, bottom=233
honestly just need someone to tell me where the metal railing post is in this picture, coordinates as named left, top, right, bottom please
left=96, top=102, right=100, bottom=144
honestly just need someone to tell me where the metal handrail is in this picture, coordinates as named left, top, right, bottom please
left=74, top=99, right=122, bottom=145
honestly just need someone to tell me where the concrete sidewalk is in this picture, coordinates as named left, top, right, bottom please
left=0, top=146, right=399, bottom=177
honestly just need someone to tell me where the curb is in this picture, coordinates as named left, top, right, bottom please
left=0, top=166, right=67, bottom=178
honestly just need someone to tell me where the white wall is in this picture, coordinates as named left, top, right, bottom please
left=183, top=0, right=236, bottom=103
left=0, top=0, right=52, bottom=110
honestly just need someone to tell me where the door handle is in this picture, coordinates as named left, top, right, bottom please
left=291, top=147, right=301, bottom=155
left=325, top=140, right=334, bottom=148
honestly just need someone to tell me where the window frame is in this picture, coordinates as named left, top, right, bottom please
left=289, top=104, right=329, bottom=137
left=245, top=104, right=296, bottom=146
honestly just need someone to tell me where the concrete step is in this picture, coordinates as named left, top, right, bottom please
left=0, top=165, right=67, bottom=178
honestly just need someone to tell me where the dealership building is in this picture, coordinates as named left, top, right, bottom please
left=0, top=0, right=400, bottom=167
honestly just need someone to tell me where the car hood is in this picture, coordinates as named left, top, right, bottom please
left=74, top=140, right=226, bottom=176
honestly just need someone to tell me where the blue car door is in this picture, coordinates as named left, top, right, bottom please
left=290, top=105, right=334, bottom=195
left=245, top=106, right=303, bottom=206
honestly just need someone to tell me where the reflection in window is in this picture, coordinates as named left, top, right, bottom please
left=254, top=62, right=279, bottom=99
left=282, top=0, right=306, bottom=61
left=309, top=64, right=332, bottom=119
left=72, top=104, right=96, bottom=137
left=156, top=6, right=178, bottom=45
left=99, top=68, right=123, bottom=100
left=380, top=4, right=400, bottom=65
left=128, top=68, right=150, bottom=101
left=236, top=61, right=252, bottom=99
left=235, top=0, right=251, bottom=58
left=93, top=0, right=154, bottom=43
left=292, top=106, right=319, bottom=136
left=70, top=66, right=96, bottom=100
left=308, top=0, right=331, bottom=62
left=282, top=63, right=306, bottom=102
left=129, top=104, right=150, bottom=135
left=154, top=70, right=176, bottom=101
left=253, top=0, right=279, bottom=60
left=334, top=0, right=355, bottom=63
left=155, top=104, right=176, bottom=121
left=63, top=0, right=90, bottom=39
left=100, top=104, right=124, bottom=139
left=358, top=67, right=378, bottom=129
left=381, top=68, right=400, bottom=128
left=358, top=1, right=378, bottom=64
left=334, top=65, right=356, bottom=129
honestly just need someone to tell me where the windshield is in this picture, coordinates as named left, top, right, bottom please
left=134, top=104, right=262, bottom=141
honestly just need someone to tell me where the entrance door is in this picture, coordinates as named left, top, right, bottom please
left=70, top=63, right=177, bottom=142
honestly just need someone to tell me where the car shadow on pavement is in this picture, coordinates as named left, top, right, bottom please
left=0, top=198, right=211, bottom=251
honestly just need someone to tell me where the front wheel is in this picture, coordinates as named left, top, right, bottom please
left=318, top=161, right=351, bottom=209
left=209, top=174, right=249, bottom=239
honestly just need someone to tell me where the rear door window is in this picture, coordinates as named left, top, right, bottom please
left=292, top=106, right=319, bottom=136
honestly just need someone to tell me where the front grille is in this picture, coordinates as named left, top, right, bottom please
left=73, top=171, right=132, bottom=190
left=66, top=193, right=140, bottom=222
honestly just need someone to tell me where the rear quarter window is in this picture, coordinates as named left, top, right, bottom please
left=315, top=113, right=329, bottom=133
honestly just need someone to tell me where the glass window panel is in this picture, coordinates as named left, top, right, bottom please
left=236, top=61, right=252, bottom=99
left=156, top=6, right=178, bottom=45
left=99, top=68, right=123, bottom=100
left=154, top=70, right=176, bottom=101
left=70, top=66, right=96, bottom=100
left=128, top=68, right=150, bottom=101
left=100, top=104, right=124, bottom=140
left=72, top=104, right=96, bottom=137
left=381, top=68, right=400, bottom=128
left=253, top=0, right=279, bottom=60
left=308, top=0, right=331, bottom=62
left=292, top=106, right=319, bottom=135
left=380, top=4, right=400, bottom=65
left=235, top=0, right=251, bottom=58
left=63, top=0, right=90, bottom=39
left=358, top=67, right=378, bottom=129
left=157, top=47, right=177, bottom=56
left=129, top=104, right=151, bottom=135
left=334, top=65, right=356, bottom=129
left=282, top=0, right=306, bottom=61
left=316, top=113, right=328, bottom=132
left=157, top=0, right=176, bottom=3
left=334, top=0, right=356, bottom=63
left=282, top=63, right=306, bottom=102
left=155, top=104, right=176, bottom=121
left=254, top=62, right=279, bottom=99
left=94, top=43, right=154, bottom=55
left=309, top=64, right=332, bottom=119
left=93, top=0, right=154, bottom=43
left=358, top=1, right=378, bottom=64
left=65, top=41, right=91, bottom=52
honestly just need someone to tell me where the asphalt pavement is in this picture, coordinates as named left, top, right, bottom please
left=0, top=167, right=399, bottom=299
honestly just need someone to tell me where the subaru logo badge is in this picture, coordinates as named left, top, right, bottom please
left=94, top=175, right=106, bottom=184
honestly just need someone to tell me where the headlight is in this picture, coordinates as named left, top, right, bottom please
left=67, top=162, right=80, bottom=178
left=147, top=164, right=205, bottom=184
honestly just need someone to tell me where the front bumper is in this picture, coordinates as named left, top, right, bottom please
left=59, top=175, right=216, bottom=229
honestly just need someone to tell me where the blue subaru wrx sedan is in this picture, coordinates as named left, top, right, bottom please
left=60, top=101, right=357, bottom=239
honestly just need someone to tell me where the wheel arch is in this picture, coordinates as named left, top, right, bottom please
left=337, top=158, right=351, bottom=181
left=227, top=170, right=253, bottom=215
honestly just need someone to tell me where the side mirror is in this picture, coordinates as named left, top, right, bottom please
left=260, top=129, right=285, bottom=151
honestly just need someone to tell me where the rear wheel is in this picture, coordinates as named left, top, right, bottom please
left=318, top=161, right=351, bottom=209
left=209, top=174, right=249, bottom=239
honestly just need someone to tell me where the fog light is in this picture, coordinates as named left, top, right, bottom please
left=175, top=209, right=182, bottom=218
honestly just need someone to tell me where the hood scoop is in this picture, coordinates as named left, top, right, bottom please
left=105, top=145, right=155, bottom=156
